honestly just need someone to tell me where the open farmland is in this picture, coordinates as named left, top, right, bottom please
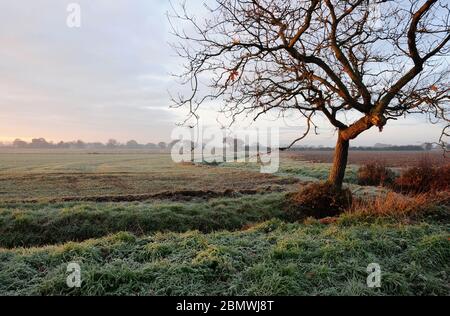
left=286, top=150, right=448, bottom=168
left=0, top=150, right=448, bottom=296
left=0, top=152, right=299, bottom=202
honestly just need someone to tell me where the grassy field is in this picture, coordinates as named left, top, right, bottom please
left=0, top=153, right=298, bottom=202
left=0, top=151, right=448, bottom=296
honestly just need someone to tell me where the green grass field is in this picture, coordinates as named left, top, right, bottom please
left=0, top=151, right=448, bottom=296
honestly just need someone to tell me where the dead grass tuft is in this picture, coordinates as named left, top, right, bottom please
left=285, top=182, right=353, bottom=220
left=349, top=191, right=449, bottom=219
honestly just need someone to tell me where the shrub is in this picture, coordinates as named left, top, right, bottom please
left=350, top=192, right=429, bottom=217
left=346, top=191, right=450, bottom=223
left=357, top=162, right=396, bottom=187
left=285, top=182, right=352, bottom=220
left=433, top=164, right=450, bottom=192
left=394, top=160, right=450, bottom=194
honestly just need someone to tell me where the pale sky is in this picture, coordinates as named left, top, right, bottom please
left=0, top=0, right=446, bottom=146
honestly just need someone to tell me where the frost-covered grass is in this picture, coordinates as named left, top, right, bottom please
left=0, top=151, right=448, bottom=296
left=0, top=194, right=284, bottom=248
left=1, top=215, right=448, bottom=296
left=219, top=158, right=359, bottom=184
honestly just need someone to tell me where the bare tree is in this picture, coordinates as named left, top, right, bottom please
left=170, top=0, right=449, bottom=188
left=106, top=139, right=120, bottom=149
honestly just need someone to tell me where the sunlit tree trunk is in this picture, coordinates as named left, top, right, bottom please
left=328, top=133, right=350, bottom=189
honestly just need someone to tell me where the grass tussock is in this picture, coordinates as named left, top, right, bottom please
left=285, top=182, right=353, bottom=220
left=347, top=191, right=450, bottom=222
left=0, top=218, right=448, bottom=296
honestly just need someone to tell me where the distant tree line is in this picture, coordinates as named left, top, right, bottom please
left=1, top=138, right=446, bottom=152
left=3, top=138, right=176, bottom=150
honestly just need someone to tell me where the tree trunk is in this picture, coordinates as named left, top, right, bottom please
left=328, top=133, right=349, bottom=189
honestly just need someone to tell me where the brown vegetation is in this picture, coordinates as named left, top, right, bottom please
left=357, top=162, right=396, bottom=186
left=394, top=162, right=450, bottom=194
left=349, top=191, right=449, bottom=220
left=285, top=182, right=352, bottom=220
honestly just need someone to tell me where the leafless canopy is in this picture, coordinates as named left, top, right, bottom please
left=169, top=0, right=450, bottom=149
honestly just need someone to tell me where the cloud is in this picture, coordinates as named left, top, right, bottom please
left=0, top=0, right=177, bottom=143
left=0, top=0, right=445, bottom=145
